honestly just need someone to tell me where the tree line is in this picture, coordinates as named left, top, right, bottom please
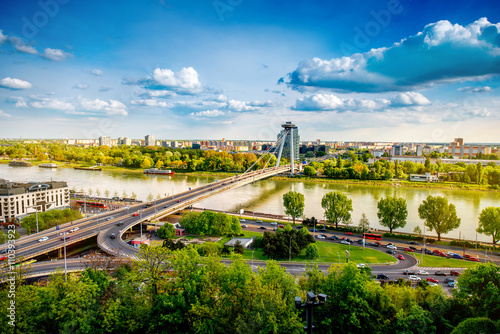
left=1, top=246, right=499, bottom=334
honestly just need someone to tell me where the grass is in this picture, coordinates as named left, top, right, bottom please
left=413, top=253, right=482, bottom=268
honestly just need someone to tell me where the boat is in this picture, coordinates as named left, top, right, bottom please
left=8, top=160, right=32, bottom=167
left=143, top=168, right=175, bottom=175
left=74, top=166, right=102, bottom=171
left=39, top=163, right=58, bottom=168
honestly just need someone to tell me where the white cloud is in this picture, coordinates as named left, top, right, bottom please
left=293, top=93, right=390, bottom=112
left=390, top=92, right=431, bottom=107
left=9, top=37, right=38, bottom=55
left=130, top=99, right=169, bottom=107
left=25, top=96, right=127, bottom=116
left=190, top=109, right=225, bottom=117
left=0, top=30, right=6, bottom=45
left=151, top=67, right=202, bottom=94
left=42, top=48, right=71, bottom=61
left=78, top=97, right=127, bottom=115
left=30, top=97, right=75, bottom=111
left=73, top=83, right=88, bottom=90
left=85, top=69, right=104, bottom=76
left=281, top=18, right=500, bottom=93
left=457, top=86, right=492, bottom=93
left=0, top=109, right=12, bottom=118
left=0, top=77, right=32, bottom=90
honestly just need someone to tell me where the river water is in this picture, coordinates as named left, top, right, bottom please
left=2, top=164, right=499, bottom=243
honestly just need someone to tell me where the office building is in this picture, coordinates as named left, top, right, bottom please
left=145, top=135, right=156, bottom=147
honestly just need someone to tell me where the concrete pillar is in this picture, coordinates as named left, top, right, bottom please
left=290, top=129, right=294, bottom=175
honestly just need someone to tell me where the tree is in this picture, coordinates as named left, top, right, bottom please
left=95, top=188, right=101, bottom=197
left=305, top=243, right=319, bottom=259
left=134, top=245, right=172, bottom=295
left=358, top=213, right=370, bottom=232
left=303, top=165, right=316, bottom=176
left=282, top=191, right=305, bottom=225
left=131, top=192, right=137, bottom=199
left=147, top=193, right=153, bottom=202
left=321, top=191, right=353, bottom=229
left=413, top=226, right=422, bottom=237
left=157, top=223, right=176, bottom=239
left=418, top=195, right=461, bottom=241
left=233, top=240, right=244, bottom=254
left=104, top=189, right=110, bottom=198
left=377, top=196, right=408, bottom=233
left=450, top=317, right=498, bottom=334
left=477, top=207, right=500, bottom=248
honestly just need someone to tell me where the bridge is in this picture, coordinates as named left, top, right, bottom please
left=2, top=123, right=299, bottom=263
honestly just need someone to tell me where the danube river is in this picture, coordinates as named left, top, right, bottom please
left=2, top=164, right=499, bottom=243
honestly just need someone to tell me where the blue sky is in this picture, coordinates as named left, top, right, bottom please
left=1, top=0, right=499, bottom=143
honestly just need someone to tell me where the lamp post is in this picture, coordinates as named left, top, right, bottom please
left=140, top=210, right=143, bottom=240
left=295, top=292, right=327, bottom=334
left=289, top=236, right=293, bottom=262
left=62, top=232, right=68, bottom=281
left=252, top=250, right=254, bottom=268
left=337, top=251, right=340, bottom=265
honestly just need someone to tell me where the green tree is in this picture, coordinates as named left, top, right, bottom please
left=358, top=213, right=370, bottom=232
left=282, top=191, right=305, bottom=225
left=104, top=189, right=110, bottom=198
left=477, top=207, right=500, bottom=248
left=413, top=225, right=422, bottom=237
left=157, top=223, right=176, bottom=239
left=134, top=245, right=172, bottom=295
left=303, top=165, right=317, bottom=176
left=450, top=317, right=498, bottom=334
left=305, top=243, right=319, bottom=259
left=147, top=193, right=154, bottom=202
left=377, top=196, right=408, bottom=233
left=233, top=240, right=244, bottom=254
left=418, top=195, right=461, bottom=241
left=321, top=191, right=353, bottom=229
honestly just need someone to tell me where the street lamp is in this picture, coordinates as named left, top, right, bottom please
left=337, top=251, right=340, bottom=265
left=62, top=232, right=68, bottom=281
left=252, top=250, right=254, bottom=268
left=295, top=292, right=327, bottom=334
left=140, top=210, right=143, bottom=239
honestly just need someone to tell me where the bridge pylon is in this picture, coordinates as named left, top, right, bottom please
left=276, top=122, right=297, bottom=175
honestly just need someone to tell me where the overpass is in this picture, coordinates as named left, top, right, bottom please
left=3, top=165, right=292, bottom=263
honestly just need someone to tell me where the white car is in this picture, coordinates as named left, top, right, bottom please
left=316, top=235, right=326, bottom=239
left=356, top=263, right=366, bottom=268
left=340, top=240, right=350, bottom=245
left=387, top=244, right=397, bottom=250
left=428, top=282, right=438, bottom=286
left=69, top=227, right=79, bottom=233
left=418, top=270, right=429, bottom=275
left=241, top=224, right=247, bottom=228
left=270, top=222, right=278, bottom=226
left=38, top=236, right=49, bottom=242
left=408, top=275, right=421, bottom=281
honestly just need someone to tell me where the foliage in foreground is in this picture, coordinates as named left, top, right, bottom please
left=0, top=247, right=499, bottom=334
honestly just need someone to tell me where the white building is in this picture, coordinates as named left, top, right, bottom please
left=409, top=173, right=439, bottom=182
left=145, top=135, right=156, bottom=147
left=99, top=136, right=112, bottom=147
left=0, top=179, right=70, bottom=221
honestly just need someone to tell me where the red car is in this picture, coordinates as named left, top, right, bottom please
left=345, top=232, right=353, bottom=235
left=374, top=241, right=382, bottom=246
left=450, top=271, right=461, bottom=276
left=133, top=213, right=139, bottom=217
left=278, top=225, right=284, bottom=228
left=0, top=256, right=7, bottom=261
left=432, top=249, right=441, bottom=255
left=439, top=252, right=448, bottom=258
left=398, top=255, right=405, bottom=260
left=426, top=277, right=439, bottom=283
left=177, top=200, right=181, bottom=203
left=469, top=257, right=480, bottom=262
left=404, top=247, right=414, bottom=252
left=464, top=254, right=471, bottom=259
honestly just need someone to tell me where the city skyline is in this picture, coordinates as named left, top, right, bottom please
left=0, top=1, right=499, bottom=142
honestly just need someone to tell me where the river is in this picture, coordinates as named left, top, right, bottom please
left=2, top=164, right=499, bottom=243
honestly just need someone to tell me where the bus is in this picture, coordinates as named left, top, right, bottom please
left=76, top=201, right=107, bottom=209
left=363, top=233, right=382, bottom=240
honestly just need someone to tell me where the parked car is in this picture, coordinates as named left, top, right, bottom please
left=38, top=236, right=49, bottom=242
left=432, top=249, right=441, bottom=255
left=403, top=270, right=415, bottom=275
left=423, top=248, right=433, bottom=255
left=241, top=224, right=247, bottom=228
left=345, top=232, right=353, bottom=235
left=69, top=227, right=79, bottom=233
left=340, top=240, right=350, bottom=245
left=377, top=274, right=390, bottom=280
left=346, top=238, right=354, bottom=243
left=435, top=271, right=447, bottom=276
left=426, top=277, right=439, bottom=283
left=448, top=281, right=456, bottom=288
left=386, top=249, right=395, bottom=255
left=408, top=275, right=421, bottom=281
left=409, top=246, right=418, bottom=251
left=328, top=235, right=339, bottom=240
left=417, top=270, right=429, bottom=275
left=463, top=254, right=471, bottom=259
left=450, top=270, right=461, bottom=276
left=452, top=254, right=463, bottom=260
left=309, top=229, right=317, bottom=232
left=356, top=263, right=366, bottom=268
left=404, top=247, right=413, bottom=252
left=398, top=255, right=405, bottom=260
left=439, top=252, right=449, bottom=258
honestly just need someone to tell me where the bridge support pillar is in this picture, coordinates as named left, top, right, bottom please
left=58, top=247, right=62, bottom=258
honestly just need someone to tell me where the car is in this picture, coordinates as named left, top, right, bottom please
left=106, top=216, right=115, bottom=221
left=346, top=238, right=354, bottom=243
left=144, top=204, right=152, bottom=208
left=241, top=224, right=247, bottom=228
left=270, top=222, right=278, bottom=225
left=417, top=270, right=429, bottom=275
left=278, top=225, right=285, bottom=228
left=177, top=200, right=181, bottom=203
left=426, top=277, right=439, bottom=283
left=435, top=271, right=447, bottom=276
left=446, top=251, right=455, bottom=256
left=328, top=235, right=339, bottom=240
left=448, top=281, right=456, bottom=288
left=403, top=270, right=415, bottom=275
left=133, top=213, right=139, bottom=217
left=316, top=235, right=326, bottom=239
left=407, top=241, right=418, bottom=245
left=439, top=252, right=449, bottom=258
left=116, top=222, right=124, bottom=226
left=309, top=228, right=317, bottom=232
left=163, top=205, right=168, bottom=208
left=452, top=254, right=463, bottom=260
left=356, top=263, right=366, bottom=268
left=469, top=257, right=480, bottom=262
left=463, top=254, right=471, bottom=259
left=423, top=248, right=433, bottom=255
left=444, top=277, right=455, bottom=283
left=38, top=236, right=49, bottom=242
left=109, top=233, right=116, bottom=239
left=61, top=235, right=70, bottom=241
left=386, top=249, right=395, bottom=255
left=404, top=247, right=413, bottom=252
left=387, top=244, right=397, bottom=250
left=428, top=282, right=438, bottom=287
left=409, top=246, right=418, bottom=251
left=377, top=274, right=390, bottom=280
left=345, top=232, right=353, bottom=235
left=408, top=275, right=421, bottom=281
left=318, top=228, right=327, bottom=232
left=259, top=226, right=267, bottom=230
left=340, top=240, right=350, bottom=245
left=69, top=227, right=79, bottom=233
left=398, top=255, right=405, bottom=260
left=296, top=226, right=304, bottom=230
left=450, top=270, right=461, bottom=276
left=374, top=241, right=382, bottom=246
left=370, top=242, right=380, bottom=247
left=0, top=249, right=6, bottom=255
left=0, top=256, right=7, bottom=261
left=432, top=249, right=441, bottom=255
left=256, top=220, right=263, bottom=223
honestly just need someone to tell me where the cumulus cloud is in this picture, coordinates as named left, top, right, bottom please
left=30, top=97, right=75, bottom=111
left=42, top=48, right=71, bottom=61
left=0, top=77, right=32, bottom=90
left=127, top=67, right=203, bottom=95
left=5, top=96, right=28, bottom=108
left=0, top=109, right=12, bottom=118
left=190, top=109, right=225, bottom=117
left=0, top=30, right=6, bottom=45
left=130, top=99, right=169, bottom=108
left=25, top=96, right=127, bottom=115
left=390, top=92, right=431, bottom=107
left=457, top=86, right=492, bottom=93
left=226, top=99, right=275, bottom=112
left=78, top=98, right=127, bottom=116
left=9, top=37, right=38, bottom=55
left=281, top=18, right=500, bottom=93
left=85, top=69, right=104, bottom=76
left=73, top=83, right=88, bottom=90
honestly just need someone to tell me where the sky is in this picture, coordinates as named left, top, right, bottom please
left=0, top=0, right=500, bottom=143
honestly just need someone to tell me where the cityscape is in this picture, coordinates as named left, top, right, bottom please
left=1, top=0, right=500, bottom=333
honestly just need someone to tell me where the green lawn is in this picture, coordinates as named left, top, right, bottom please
left=412, top=253, right=482, bottom=268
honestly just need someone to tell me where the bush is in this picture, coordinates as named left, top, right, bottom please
left=305, top=244, right=319, bottom=259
